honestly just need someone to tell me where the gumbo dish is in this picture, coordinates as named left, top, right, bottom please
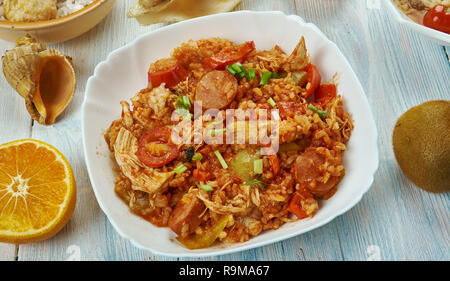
left=104, top=37, right=354, bottom=249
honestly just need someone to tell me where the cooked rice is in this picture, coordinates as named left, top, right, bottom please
left=0, top=0, right=95, bottom=20
left=105, top=37, right=354, bottom=246
left=56, top=0, right=95, bottom=18
left=394, top=0, right=449, bottom=11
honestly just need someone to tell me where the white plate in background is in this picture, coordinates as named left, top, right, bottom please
left=385, top=0, right=450, bottom=46
left=82, top=11, right=379, bottom=257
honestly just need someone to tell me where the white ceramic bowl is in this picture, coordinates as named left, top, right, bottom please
left=82, top=11, right=379, bottom=257
left=385, top=0, right=450, bottom=46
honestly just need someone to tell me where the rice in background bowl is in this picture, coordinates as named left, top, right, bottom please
left=388, top=0, right=450, bottom=45
left=394, top=0, right=449, bottom=9
left=57, top=0, right=96, bottom=18
left=0, top=0, right=96, bottom=21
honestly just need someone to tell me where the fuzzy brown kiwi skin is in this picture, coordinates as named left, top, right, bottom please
left=392, top=100, right=450, bottom=193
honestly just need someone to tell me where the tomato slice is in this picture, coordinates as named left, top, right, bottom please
left=315, top=84, right=337, bottom=105
left=304, top=64, right=321, bottom=98
left=148, top=61, right=188, bottom=88
left=136, top=127, right=180, bottom=168
left=204, top=41, right=256, bottom=70
left=423, top=5, right=450, bottom=34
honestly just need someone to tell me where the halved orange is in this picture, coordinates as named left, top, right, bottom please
left=0, top=139, right=76, bottom=244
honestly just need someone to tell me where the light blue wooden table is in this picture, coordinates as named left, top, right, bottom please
left=0, top=0, right=448, bottom=261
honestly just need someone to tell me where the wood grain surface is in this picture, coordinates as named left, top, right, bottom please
left=0, top=0, right=448, bottom=261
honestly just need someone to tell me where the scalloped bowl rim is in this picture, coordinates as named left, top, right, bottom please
left=82, top=10, right=379, bottom=257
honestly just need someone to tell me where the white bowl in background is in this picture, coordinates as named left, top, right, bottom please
left=82, top=11, right=379, bottom=257
left=385, top=0, right=450, bottom=46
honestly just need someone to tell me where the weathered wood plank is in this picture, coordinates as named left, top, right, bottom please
left=237, top=0, right=296, bottom=11
left=0, top=244, right=16, bottom=261
left=0, top=38, right=32, bottom=260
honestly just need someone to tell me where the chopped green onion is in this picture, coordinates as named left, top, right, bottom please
left=192, top=153, right=203, bottom=161
left=176, top=97, right=184, bottom=107
left=247, top=69, right=256, bottom=80
left=226, top=64, right=237, bottom=76
left=231, top=62, right=243, bottom=73
left=267, top=97, right=276, bottom=108
left=176, top=96, right=191, bottom=109
left=238, top=66, right=247, bottom=78
left=227, top=63, right=247, bottom=79
left=182, top=96, right=191, bottom=108
left=176, top=107, right=193, bottom=119
left=200, top=184, right=213, bottom=192
left=271, top=72, right=280, bottom=79
left=177, top=107, right=188, bottom=114
left=259, top=71, right=272, bottom=86
left=174, top=164, right=188, bottom=174
left=307, top=104, right=327, bottom=118
left=254, top=159, right=263, bottom=174
left=214, top=150, right=228, bottom=169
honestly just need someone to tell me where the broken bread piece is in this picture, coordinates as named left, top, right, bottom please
left=127, top=0, right=242, bottom=25
left=3, top=0, right=57, bottom=22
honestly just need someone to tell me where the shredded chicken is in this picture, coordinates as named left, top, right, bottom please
left=283, top=37, right=309, bottom=72
left=114, top=127, right=174, bottom=194
left=197, top=185, right=251, bottom=215
left=120, top=101, right=133, bottom=128
left=250, top=187, right=261, bottom=207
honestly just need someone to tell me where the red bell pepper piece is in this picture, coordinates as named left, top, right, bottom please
left=204, top=41, right=256, bottom=70
left=148, top=61, right=188, bottom=88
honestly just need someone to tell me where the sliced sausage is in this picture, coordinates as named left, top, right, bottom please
left=195, top=70, right=238, bottom=109
left=168, top=190, right=205, bottom=237
left=293, top=148, right=341, bottom=198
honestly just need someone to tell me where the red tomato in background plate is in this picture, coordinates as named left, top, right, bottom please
left=423, top=5, right=450, bottom=34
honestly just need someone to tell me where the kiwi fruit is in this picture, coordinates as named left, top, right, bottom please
left=392, top=100, right=450, bottom=193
